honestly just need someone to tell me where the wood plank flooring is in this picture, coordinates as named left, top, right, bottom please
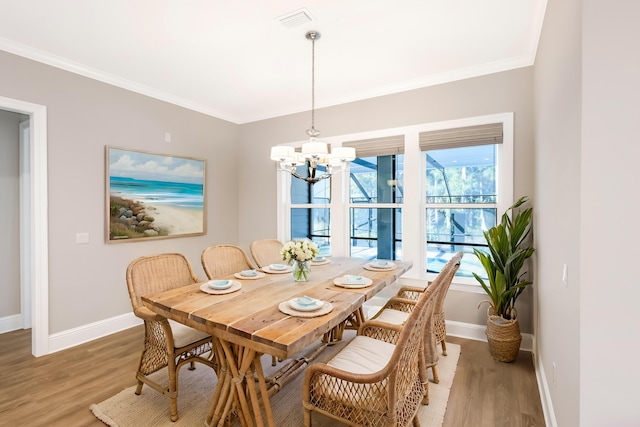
left=0, top=328, right=545, bottom=426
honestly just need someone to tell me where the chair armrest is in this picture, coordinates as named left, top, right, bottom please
left=358, top=319, right=403, bottom=344
left=134, top=306, right=166, bottom=322
left=369, top=297, right=416, bottom=321
left=382, top=297, right=417, bottom=313
left=303, top=359, right=389, bottom=393
left=396, top=286, right=426, bottom=301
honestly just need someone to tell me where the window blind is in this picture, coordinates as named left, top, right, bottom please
left=343, top=135, right=404, bottom=158
left=419, top=123, right=503, bottom=151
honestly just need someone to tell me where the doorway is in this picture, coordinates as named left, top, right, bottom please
left=0, top=96, right=49, bottom=357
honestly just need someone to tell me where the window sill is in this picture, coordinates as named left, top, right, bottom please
left=398, top=275, right=486, bottom=294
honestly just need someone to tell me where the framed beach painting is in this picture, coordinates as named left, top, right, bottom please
left=106, top=146, right=206, bottom=242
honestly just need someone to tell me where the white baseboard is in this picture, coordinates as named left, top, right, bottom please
left=533, top=350, right=558, bottom=427
left=445, top=319, right=535, bottom=352
left=48, top=312, right=142, bottom=354
left=0, top=313, right=24, bottom=334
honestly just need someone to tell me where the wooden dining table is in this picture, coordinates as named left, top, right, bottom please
left=142, top=256, right=412, bottom=427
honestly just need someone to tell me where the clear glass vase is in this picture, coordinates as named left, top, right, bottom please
left=292, top=260, right=311, bottom=282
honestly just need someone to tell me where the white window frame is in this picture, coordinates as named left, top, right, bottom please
left=275, top=112, right=513, bottom=292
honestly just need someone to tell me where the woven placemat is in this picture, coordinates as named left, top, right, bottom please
left=278, top=301, right=333, bottom=318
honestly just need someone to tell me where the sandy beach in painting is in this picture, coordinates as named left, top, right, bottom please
left=109, top=176, right=204, bottom=239
left=141, top=202, right=203, bottom=235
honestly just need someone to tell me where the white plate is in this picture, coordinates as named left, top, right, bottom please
left=288, top=297, right=324, bottom=312
left=364, top=261, right=396, bottom=271
left=311, top=258, right=331, bottom=266
left=269, top=263, right=288, bottom=271
left=206, top=279, right=233, bottom=290
left=234, top=271, right=266, bottom=280
left=200, top=281, right=241, bottom=295
left=262, top=265, right=293, bottom=274
left=333, top=277, right=373, bottom=288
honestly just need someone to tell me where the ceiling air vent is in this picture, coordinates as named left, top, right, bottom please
left=277, top=8, right=314, bottom=29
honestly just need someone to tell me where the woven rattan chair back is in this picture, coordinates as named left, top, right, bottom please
left=303, top=276, right=438, bottom=427
left=127, top=252, right=199, bottom=311
left=250, top=239, right=284, bottom=268
left=432, top=254, right=461, bottom=357
left=126, top=253, right=216, bottom=422
left=201, top=244, right=256, bottom=279
left=421, top=253, right=462, bottom=382
left=372, top=252, right=462, bottom=386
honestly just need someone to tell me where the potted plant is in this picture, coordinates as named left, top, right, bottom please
left=473, top=196, right=535, bottom=362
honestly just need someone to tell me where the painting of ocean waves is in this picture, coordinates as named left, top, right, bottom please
left=110, top=177, right=203, bottom=209
left=107, top=147, right=206, bottom=242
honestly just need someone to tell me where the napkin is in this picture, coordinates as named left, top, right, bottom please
left=342, top=275, right=365, bottom=285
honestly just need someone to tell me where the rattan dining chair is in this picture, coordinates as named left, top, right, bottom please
left=126, top=253, right=217, bottom=422
left=201, top=244, right=256, bottom=279
left=250, top=239, right=284, bottom=268
left=371, top=252, right=462, bottom=385
left=302, top=274, right=439, bottom=427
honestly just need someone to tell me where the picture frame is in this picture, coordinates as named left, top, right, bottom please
left=106, top=146, right=206, bottom=242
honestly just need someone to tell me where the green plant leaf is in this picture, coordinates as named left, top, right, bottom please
left=475, top=196, right=535, bottom=318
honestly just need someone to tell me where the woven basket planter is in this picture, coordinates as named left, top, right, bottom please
left=486, top=314, right=521, bottom=362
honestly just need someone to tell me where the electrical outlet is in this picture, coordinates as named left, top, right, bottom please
left=164, top=132, right=172, bottom=143
left=75, top=232, right=90, bottom=244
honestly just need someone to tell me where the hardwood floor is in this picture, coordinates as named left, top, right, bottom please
left=443, top=336, right=545, bottom=427
left=0, top=328, right=545, bottom=426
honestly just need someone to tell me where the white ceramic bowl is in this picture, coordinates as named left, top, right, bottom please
left=240, top=270, right=257, bottom=277
left=207, top=279, right=232, bottom=290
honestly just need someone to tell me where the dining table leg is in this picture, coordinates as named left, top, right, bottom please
left=206, top=339, right=237, bottom=427
left=206, top=337, right=276, bottom=427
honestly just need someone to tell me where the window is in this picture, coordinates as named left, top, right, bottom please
left=344, top=136, right=404, bottom=260
left=290, top=162, right=331, bottom=256
left=276, top=113, right=513, bottom=288
left=424, top=144, right=497, bottom=278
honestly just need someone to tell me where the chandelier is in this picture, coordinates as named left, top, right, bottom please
left=270, top=31, right=356, bottom=184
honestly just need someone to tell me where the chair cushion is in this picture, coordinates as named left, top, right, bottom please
left=169, top=320, right=210, bottom=348
left=328, top=335, right=396, bottom=374
left=363, top=296, right=389, bottom=320
left=374, top=308, right=409, bottom=325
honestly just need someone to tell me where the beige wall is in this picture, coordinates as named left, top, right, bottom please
left=534, top=0, right=582, bottom=424
left=581, top=2, right=639, bottom=425
left=0, top=50, right=240, bottom=334
left=534, top=1, right=640, bottom=425
left=0, top=110, right=22, bottom=318
left=238, top=67, right=536, bottom=333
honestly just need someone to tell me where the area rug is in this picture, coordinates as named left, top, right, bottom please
left=91, top=340, right=460, bottom=427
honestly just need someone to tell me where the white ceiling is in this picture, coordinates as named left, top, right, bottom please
left=0, top=0, right=547, bottom=124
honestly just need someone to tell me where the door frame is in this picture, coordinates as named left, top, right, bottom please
left=1, top=95, right=49, bottom=357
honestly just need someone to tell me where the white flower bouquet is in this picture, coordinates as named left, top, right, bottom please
left=281, top=239, right=319, bottom=263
